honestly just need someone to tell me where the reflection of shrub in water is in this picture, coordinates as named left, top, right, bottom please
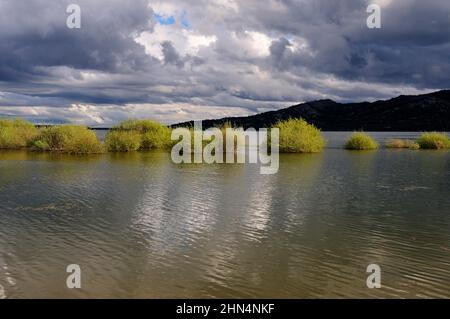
left=279, top=153, right=324, bottom=180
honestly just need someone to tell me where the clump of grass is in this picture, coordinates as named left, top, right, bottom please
left=32, top=125, right=103, bottom=154
left=0, top=118, right=39, bottom=149
left=105, top=119, right=172, bottom=152
left=416, top=132, right=450, bottom=150
left=275, top=118, right=325, bottom=153
left=407, top=142, right=420, bottom=150
left=386, top=139, right=420, bottom=150
left=345, top=132, right=379, bottom=150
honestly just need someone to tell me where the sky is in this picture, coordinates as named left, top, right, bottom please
left=0, top=0, right=449, bottom=126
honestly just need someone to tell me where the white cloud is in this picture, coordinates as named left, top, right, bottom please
left=369, top=0, right=393, bottom=8
left=135, top=24, right=216, bottom=60
left=243, top=31, right=273, bottom=57
left=0, top=103, right=252, bottom=126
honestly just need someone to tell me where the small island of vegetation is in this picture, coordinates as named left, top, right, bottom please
left=416, top=132, right=450, bottom=150
left=31, top=125, right=103, bottom=154
left=345, top=132, right=379, bottom=150
left=347, top=132, right=450, bottom=151
left=276, top=118, right=326, bottom=153
left=105, top=119, right=172, bottom=152
left=386, top=139, right=420, bottom=150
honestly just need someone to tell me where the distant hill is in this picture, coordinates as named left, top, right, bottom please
left=174, top=90, right=450, bottom=131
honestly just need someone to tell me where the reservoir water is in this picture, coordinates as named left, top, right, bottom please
left=0, top=132, right=449, bottom=298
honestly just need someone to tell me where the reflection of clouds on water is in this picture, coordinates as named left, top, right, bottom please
left=130, top=164, right=222, bottom=255
left=0, top=284, right=5, bottom=299
left=241, top=175, right=274, bottom=240
left=0, top=259, right=5, bottom=299
left=0, top=258, right=18, bottom=299
left=400, top=186, right=430, bottom=191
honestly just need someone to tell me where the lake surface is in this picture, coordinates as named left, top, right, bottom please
left=0, top=132, right=449, bottom=298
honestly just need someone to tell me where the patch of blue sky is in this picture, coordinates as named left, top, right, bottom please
left=155, top=14, right=175, bottom=25
left=180, top=10, right=191, bottom=30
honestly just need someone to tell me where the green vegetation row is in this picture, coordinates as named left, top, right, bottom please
left=105, top=119, right=173, bottom=152
left=1, top=118, right=449, bottom=154
left=0, top=119, right=103, bottom=154
left=345, top=132, right=450, bottom=150
left=103, top=118, right=327, bottom=154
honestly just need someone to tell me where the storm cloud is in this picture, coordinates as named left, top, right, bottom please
left=0, top=0, right=449, bottom=125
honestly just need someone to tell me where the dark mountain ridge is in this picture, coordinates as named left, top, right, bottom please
left=174, top=90, right=450, bottom=131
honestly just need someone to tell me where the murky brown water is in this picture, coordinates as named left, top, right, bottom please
left=0, top=132, right=449, bottom=298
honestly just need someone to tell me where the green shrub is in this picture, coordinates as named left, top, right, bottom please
left=105, top=130, right=141, bottom=152
left=113, top=119, right=168, bottom=134
left=386, top=139, right=420, bottom=150
left=32, top=125, right=103, bottom=154
left=407, top=142, right=420, bottom=150
left=140, top=127, right=172, bottom=150
left=32, top=140, right=50, bottom=151
left=112, top=119, right=153, bottom=133
left=107, top=119, right=172, bottom=151
left=345, top=132, right=379, bottom=150
left=275, top=118, right=325, bottom=153
left=0, top=118, right=39, bottom=149
left=172, top=122, right=246, bottom=154
left=416, top=132, right=450, bottom=150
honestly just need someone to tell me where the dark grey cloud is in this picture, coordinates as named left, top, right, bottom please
left=0, top=0, right=449, bottom=125
left=0, top=1, right=155, bottom=79
left=161, top=41, right=184, bottom=68
left=255, top=0, right=450, bottom=88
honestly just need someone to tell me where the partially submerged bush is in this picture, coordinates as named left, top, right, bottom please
left=345, top=132, right=379, bottom=150
left=105, top=131, right=141, bottom=152
left=0, top=118, right=38, bottom=149
left=416, top=132, right=450, bottom=150
left=141, top=128, right=172, bottom=150
left=275, top=118, right=325, bottom=153
left=407, top=142, right=420, bottom=150
left=386, top=139, right=420, bottom=150
left=106, top=119, right=172, bottom=151
left=32, top=125, right=103, bottom=154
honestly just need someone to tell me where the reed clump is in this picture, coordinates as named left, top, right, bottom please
left=416, top=132, right=450, bottom=150
left=275, top=118, right=326, bottom=153
left=345, top=132, right=379, bottom=150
